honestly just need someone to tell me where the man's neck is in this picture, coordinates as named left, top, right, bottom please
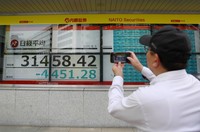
left=152, top=67, right=168, bottom=76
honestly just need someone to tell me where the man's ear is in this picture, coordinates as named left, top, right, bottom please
left=152, top=54, right=160, bottom=68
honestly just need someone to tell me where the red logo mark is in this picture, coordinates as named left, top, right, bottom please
left=10, top=39, right=19, bottom=48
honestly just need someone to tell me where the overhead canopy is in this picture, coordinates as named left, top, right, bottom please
left=0, top=0, right=200, bottom=15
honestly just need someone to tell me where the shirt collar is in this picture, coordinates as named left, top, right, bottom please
left=150, top=69, right=188, bottom=85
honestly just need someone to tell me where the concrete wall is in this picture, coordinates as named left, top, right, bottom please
left=0, top=84, right=138, bottom=127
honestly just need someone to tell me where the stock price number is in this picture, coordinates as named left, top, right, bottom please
left=52, top=55, right=96, bottom=67
left=21, top=55, right=48, bottom=67
left=20, top=55, right=97, bottom=67
left=37, top=69, right=97, bottom=80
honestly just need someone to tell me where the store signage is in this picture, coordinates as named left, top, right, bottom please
left=1, top=14, right=200, bottom=25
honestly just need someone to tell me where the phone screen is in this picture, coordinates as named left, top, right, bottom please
left=110, top=52, right=130, bottom=63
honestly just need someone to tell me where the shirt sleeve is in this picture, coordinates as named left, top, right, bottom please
left=108, top=76, right=145, bottom=125
left=141, top=66, right=156, bottom=82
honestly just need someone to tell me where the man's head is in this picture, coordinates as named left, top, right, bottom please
left=139, top=26, right=191, bottom=71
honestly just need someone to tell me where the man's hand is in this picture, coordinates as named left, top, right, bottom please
left=127, top=52, right=143, bottom=72
left=112, top=62, right=124, bottom=77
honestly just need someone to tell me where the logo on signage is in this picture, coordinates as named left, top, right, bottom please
left=64, top=18, right=87, bottom=23
left=10, top=39, right=19, bottom=48
left=10, top=39, right=46, bottom=48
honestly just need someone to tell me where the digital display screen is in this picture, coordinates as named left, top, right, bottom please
left=2, top=25, right=199, bottom=84
left=3, top=25, right=100, bottom=82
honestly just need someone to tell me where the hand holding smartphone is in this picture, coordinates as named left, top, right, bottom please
left=110, top=52, right=130, bottom=63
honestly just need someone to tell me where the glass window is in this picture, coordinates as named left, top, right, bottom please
left=0, top=24, right=199, bottom=85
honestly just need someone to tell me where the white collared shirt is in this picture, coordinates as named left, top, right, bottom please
left=108, top=67, right=200, bottom=132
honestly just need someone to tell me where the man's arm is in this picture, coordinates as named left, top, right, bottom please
left=141, top=66, right=156, bottom=82
left=108, top=76, right=144, bottom=125
left=127, top=52, right=156, bottom=82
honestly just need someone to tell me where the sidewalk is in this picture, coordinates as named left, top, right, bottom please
left=0, top=126, right=138, bottom=132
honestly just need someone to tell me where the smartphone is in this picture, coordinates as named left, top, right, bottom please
left=110, top=52, right=130, bottom=63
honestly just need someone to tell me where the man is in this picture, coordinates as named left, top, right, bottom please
left=108, top=26, right=200, bottom=132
